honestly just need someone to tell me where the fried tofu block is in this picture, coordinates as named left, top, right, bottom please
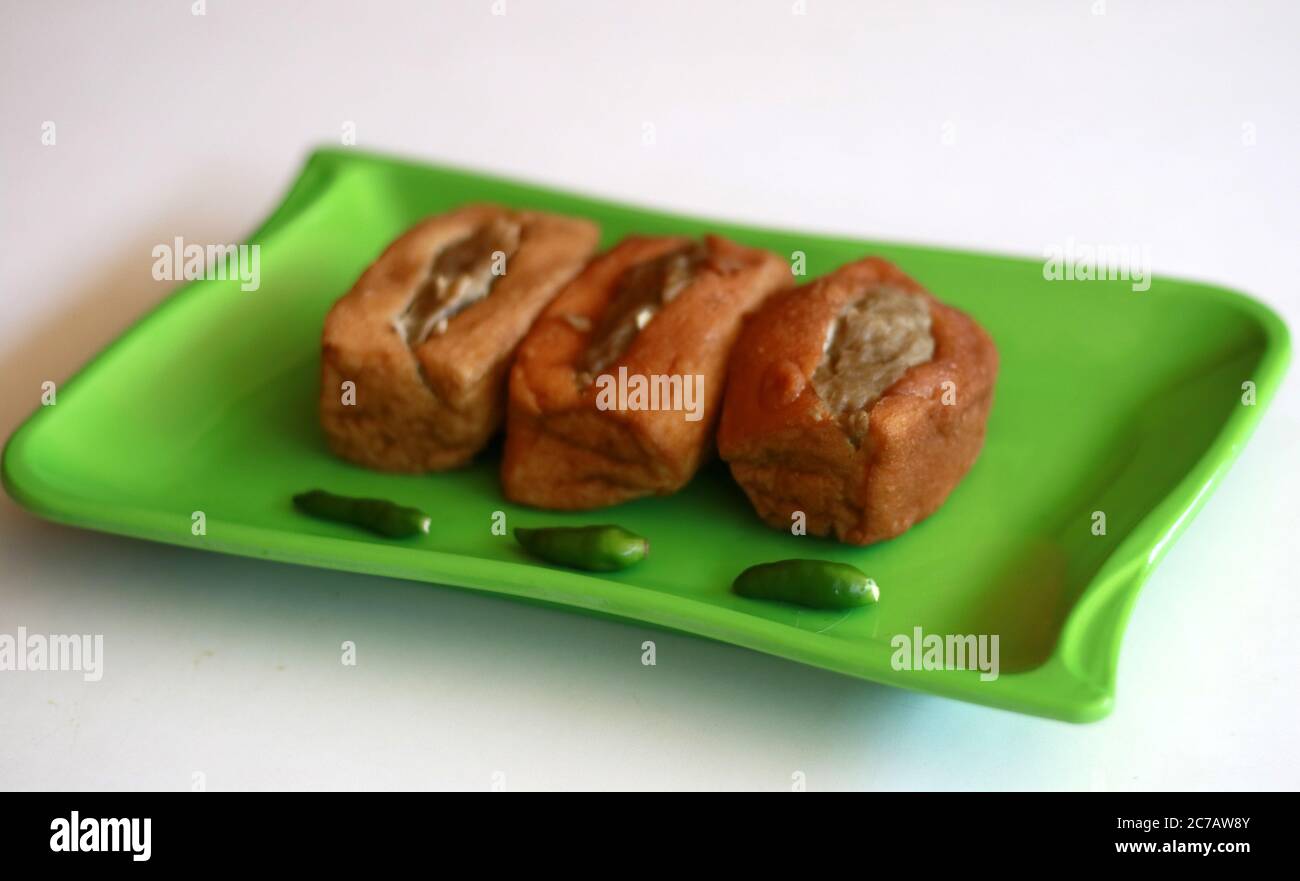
left=320, top=205, right=599, bottom=471
left=503, top=235, right=789, bottom=509
left=718, top=258, right=998, bottom=545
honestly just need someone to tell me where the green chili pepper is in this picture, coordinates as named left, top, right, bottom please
left=732, top=559, right=879, bottom=610
left=292, top=489, right=431, bottom=539
left=514, top=525, right=649, bottom=571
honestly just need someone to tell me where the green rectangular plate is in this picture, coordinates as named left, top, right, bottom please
left=3, top=149, right=1289, bottom=722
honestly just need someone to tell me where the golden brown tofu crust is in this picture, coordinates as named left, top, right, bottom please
left=320, top=204, right=599, bottom=471
left=503, top=235, right=789, bottom=509
left=717, top=257, right=998, bottom=545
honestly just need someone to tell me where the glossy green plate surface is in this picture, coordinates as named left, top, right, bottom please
left=3, top=149, right=1289, bottom=722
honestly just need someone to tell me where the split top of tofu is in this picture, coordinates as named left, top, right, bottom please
left=812, top=286, right=935, bottom=442
left=398, top=216, right=522, bottom=345
left=578, top=241, right=709, bottom=383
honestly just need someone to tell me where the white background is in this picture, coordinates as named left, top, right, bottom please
left=1, top=0, right=1297, bottom=791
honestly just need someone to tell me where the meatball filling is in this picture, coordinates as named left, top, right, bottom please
left=578, top=241, right=708, bottom=383
left=398, top=216, right=522, bottom=345
left=813, top=287, right=934, bottom=442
